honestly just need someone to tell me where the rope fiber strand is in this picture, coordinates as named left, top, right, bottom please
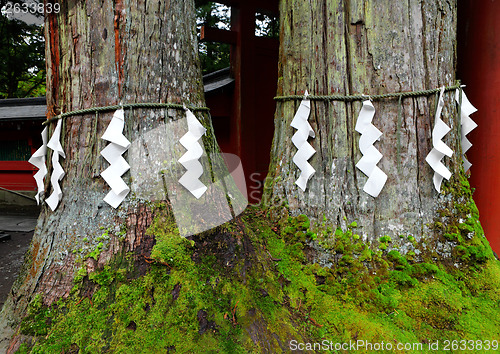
left=45, top=83, right=461, bottom=124
left=43, top=102, right=210, bottom=125
left=274, top=82, right=461, bottom=102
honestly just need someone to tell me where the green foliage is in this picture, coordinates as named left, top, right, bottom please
left=195, top=2, right=279, bottom=74
left=255, top=11, right=279, bottom=38
left=0, top=0, right=45, bottom=98
left=195, top=1, right=231, bottom=75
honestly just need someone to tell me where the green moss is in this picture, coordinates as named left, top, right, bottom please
left=410, top=262, right=438, bottom=278
left=387, top=250, right=408, bottom=270
left=19, top=203, right=500, bottom=353
left=85, top=242, right=104, bottom=261
left=296, top=214, right=310, bottom=229
left=16, top=344, right=30, bottom=353
left=434, top=174, right=494, bottom=269
left=149, top=214, right=195, bottom=270
left=19, top=295, right=54, bottom=336
left=379, top=235, right=392, bottom=243
left=73, top=266, right=87, bottom=283
left=359, top=246, right=373, bottom=262
left=390, top=270, right=418, bottom=288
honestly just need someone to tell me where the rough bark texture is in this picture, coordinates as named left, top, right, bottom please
left=1, top=2, right=499, bottom=352
left=0, top=0, right=215, bottom=347
left=265, top=0, right=459, bottom=243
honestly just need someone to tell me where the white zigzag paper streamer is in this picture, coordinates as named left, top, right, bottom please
left=46, top=120, right=66, bottom=211
left=355, top=100, right=387, bottom=197
left=455, top=89, right=477, bottom=172
left=178, top=108, right=207, bottom=199
left=28, top=127, right=48, bottom=205
left=291, top=91, right=316, bottom=191
left=100, top=109, right=131, bottom=208
left=425, top=87, right=453, bottom=192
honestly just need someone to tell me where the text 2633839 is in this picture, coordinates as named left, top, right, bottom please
left=3, top=2, right=60, bottom=15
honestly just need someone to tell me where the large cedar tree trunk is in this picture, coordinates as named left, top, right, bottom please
left=0, top=0, right=220, bottom=348
left=1, top=1, right=498, bottom=352
left=265, top=0, right=463, bottom=243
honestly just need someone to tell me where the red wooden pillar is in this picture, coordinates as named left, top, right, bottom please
left=231, top=2, right=256, bottom=183
left=458, top=0, right=500, bottom=254
left=229, top=1, right=278, bottom=203
left=201, top=0, right=278, bottom=203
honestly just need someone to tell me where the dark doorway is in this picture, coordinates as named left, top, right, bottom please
left=197, top=0, right=279, bottom=204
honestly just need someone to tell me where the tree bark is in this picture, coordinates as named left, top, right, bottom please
left=0, top=0, right=219, bottom=348
left=2, top=1, right=496, bottom=352
left=265, top=0, right=461, bottom=243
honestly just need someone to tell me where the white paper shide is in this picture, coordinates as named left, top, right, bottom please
left=178, top=108, right=207, bottom=199
left=426, top=87, right=453, bottom=192
left=291, top=91, right=316, bottom=191
left=45, top=120, right=66, bottom=211
left=100, top=109, right=131, bottom=208
left=28, top=127, right=48, bottom=205
left=355, top=100, right=387, bottom=197
left=455, top=89, right=478, bottom=172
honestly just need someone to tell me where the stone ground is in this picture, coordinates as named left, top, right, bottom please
left=0, top=231, right=34, bottom=309
left=0, top=206, right=38, bottom=308
left=0, top=206, right=38, bottom=352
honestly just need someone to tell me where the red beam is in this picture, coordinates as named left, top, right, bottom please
left=0, top=161, right=35, bottom=171
left=458, top=0, right=500, bottom=255
left=255, top=36, right=279, bottom=51
left=211, top=0, right=278, bottom=13
left=200, top=26, right=237, bottom=44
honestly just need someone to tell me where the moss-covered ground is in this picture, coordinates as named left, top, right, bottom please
left=15, top=177, right=500, bottom=353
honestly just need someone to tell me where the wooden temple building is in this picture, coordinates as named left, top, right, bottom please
left=0, top=97, right=46, bottom=204
left=201, top=0, right=279, bottom=203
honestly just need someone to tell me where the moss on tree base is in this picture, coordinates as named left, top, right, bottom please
left=15, top=203, right=500, bottom=353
